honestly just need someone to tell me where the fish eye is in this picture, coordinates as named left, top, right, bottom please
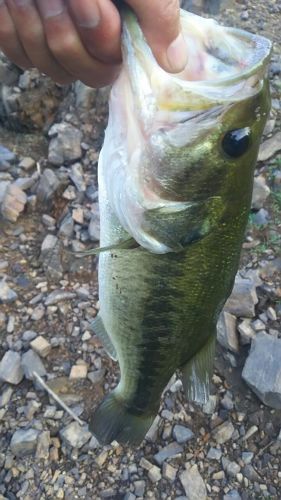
left=222, top=127, right=251, bottom=158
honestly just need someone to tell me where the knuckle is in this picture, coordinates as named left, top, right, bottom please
left=48, top=33, right=77, bottom=58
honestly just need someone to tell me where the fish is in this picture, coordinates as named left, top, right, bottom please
left=89, top=8, right=272, bottom=445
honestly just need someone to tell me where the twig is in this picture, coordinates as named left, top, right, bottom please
left=33, top=371, right=84, bottom=426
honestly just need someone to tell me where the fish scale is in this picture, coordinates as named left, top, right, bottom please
left=89, top=8, right=272, bottom=445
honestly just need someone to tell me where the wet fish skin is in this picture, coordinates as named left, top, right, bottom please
left=89, top=10, right=272, bottom=445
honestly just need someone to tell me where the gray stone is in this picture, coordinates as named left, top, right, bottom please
left=36, top=168, right=60, bottom=202
left=154, top=442, right=183, bottom=465
left=242, top=332, right=281, bottom=409
left=21, top=349, right=47, bottom=380
left=19, top=157, right=36, bottom=171
left=0, top=180, right=11, bottom=203
left=207, top=447, right=222, bottom=461
left=251, top=176, right=271, bottom=210
left=258, top=132, right=281, bottom=162
left=36, top=430, right=51, bottom=459
left=45, top=290, right=76, bottom=306
left=58, top=213, right=74, bottom=238
left=252, top=208, right=270, bottom=226
left=242, top=464, right=261, bottom=482
left=0, top=280, right=18, bottom=304
left=10, top=428, right=39, bottom=456
left=224, top=274, right=258, bottom=318
left=180, top=465, right=206, bottom=500
left=22, top=330, right=38, bottom=342
left=60, top=422, right=91, bottom=448
left=87, top=369, right=105, bottom=385
left=223, top=491, right=242, bottom=500
left=88, top=212, right=100, bottom=242
left=172, top=424, right=194, bottom=444
left=203, top=395, right=217, bottom=414
left=134, top=480, right=146, bottom=497
left=0, top=144, right=16, bottom=166
left=0, top=385, right=13, bottom=407
left=242, top=452, right=254, bottom=464
left=238, top=320, right=256, bottom=345
left=48, top=123, right=82, bottom=166
left=40, top=235, right=63, bottom=280
left=217, top=311, right=239, bottom=352
left=212, top=421, right=234, bottom=444
left=222, top=457, right=241, bottom=477
left=0, top=351, right=24, bottom=385
left=1, top=183, right=27, bottom=222
left=148, top=465, right=161, bottom=483
left=69, top=163, right=86, bottom=192
left=145, top=415, right=160, bottom=442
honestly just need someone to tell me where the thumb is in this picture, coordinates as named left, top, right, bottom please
left=125, top=0, right=188, bottom=73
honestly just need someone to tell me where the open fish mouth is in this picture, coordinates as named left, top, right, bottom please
left=122, top=9, right=272, bottom=114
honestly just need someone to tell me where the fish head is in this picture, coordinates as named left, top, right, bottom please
left=102, top=9, right=272, bottom=252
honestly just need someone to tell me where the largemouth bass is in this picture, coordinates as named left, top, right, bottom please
left=90, top=9, right=272, bottom=445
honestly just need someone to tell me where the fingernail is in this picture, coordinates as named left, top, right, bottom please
left=12, top=0, right=31, bottom=6
left=37, top=0, right=64, bottom=19
left=71, top=0, right=100, bottom=28
left=166, top=32, right=188, bottom=73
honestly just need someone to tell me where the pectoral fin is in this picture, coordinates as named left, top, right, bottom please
left=91, top=314, right=118, bottom=361
left=142, top=196, right=224, bottom=252
left=181, top=334, right=216, bottom=404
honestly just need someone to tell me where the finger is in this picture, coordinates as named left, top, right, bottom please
left=125, top=0, right=188, bottom=73
left=5, top=0, right=75, bottom=84
left=68, top=0, right=122, bottom=64
left=0, top=0, right=32, bottom=69
left=36, top=0, right=120, bottom=87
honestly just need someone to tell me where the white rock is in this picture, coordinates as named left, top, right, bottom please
left=258, top=132, right=281, bottom=162
left=251, top=176, right=270, bottom=210
left=180, top=465, right=207, bottom=500
left=217, top=311, right=239, bottom=352
left=1, top=183, right=27, bottom=222
left=30, top=336, right=51, bottom=358
left=69, top=364, right=88, bottom=380
left=0, top=351, right=24, bottom=385
left=60, top=422, right=91, bottom=448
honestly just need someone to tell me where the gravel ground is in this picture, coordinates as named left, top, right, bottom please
left=0, top=1, right=280, bottom=499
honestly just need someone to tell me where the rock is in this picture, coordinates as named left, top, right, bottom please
left=60, top=422, right=91, bottom=448
left=180, top=464, right=206, bottom=500
left=258, top=132, right=281, bottom=162
left=223, top=491, right=242, bottom=500
left=148, top=465, right=161, bottom=483
left=31, top=304, right=45, bottom=321
left=242, top=452, right=254, bottom=464
left=172, top=424, right=194, bottom=444
left=251, top=176, right=271, bottom=210
left=40, top=235, right=63, bottom=280
left=0, top=180, right=11, bottom=204
left=134, top=480, right=146, bottom=497
left=48, top=123, right=83, bottom=165
left=21, top=349, right=47, bottom=380
left=45, top=290, right=76, bottom=306
left=217, top=311, right=239, bottom=352
left=36, top=168, right=60, bottom=202
left=162, top=463, right=177, bottom=481
left=238, top=319, right=256, bottom=345
left=242, top=332, right=281, bottom=409
left=154, top=442, right=183, bottom=465
left=0, top=351, right=24, bottom=385
left=0, top=385, right=13, bottom=407
left=1, top=183, right=27, bottom=222
left=203, top=395, right=217, bottom=414
left=212, top=421, right=235, bottom=444
left=88, top=213, right=100, bottom=242
left=87, top=369, right=105, bottom=385
left=19, top=157, right=36, bottom=171
left=222, top=458, right=241, bottom=477
left=0, top=280, right=18, bottom=304
left=58, top=213, right=74, bottom=238
left=224, top=274, right=258, bottom=318
left=69, top=163, right=86, bottom=192
left=145, top=415, right=160, bottom=442
left=242, top=464, right=261, bottom=482
left=10, top=428, right=39, bottom=456
left=252, top=208, right=270, bottom=226
left=72, top=207, right=84, bottom=224
left=207, top=447, right=222, bottom=461
left=30, top=336, right=51, bottom=358
left=0, top=144, right=15, bottom=170
left=36, top=431, right=51, bottom=459
left=69, top=364, right=88, bottom=380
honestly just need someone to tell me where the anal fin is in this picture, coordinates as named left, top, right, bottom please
left=91, top=314, right=118, bottom=361
left=181, top=334, right=216, bottom=404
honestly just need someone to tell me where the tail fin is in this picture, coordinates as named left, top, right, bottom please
left=89, top=392, right=156, bottom=445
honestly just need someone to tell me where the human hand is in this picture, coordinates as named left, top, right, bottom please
left=0, top=0, right=188, bottom=88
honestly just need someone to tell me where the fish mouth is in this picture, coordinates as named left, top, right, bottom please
left=122, top=9, right=272, bottom=112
